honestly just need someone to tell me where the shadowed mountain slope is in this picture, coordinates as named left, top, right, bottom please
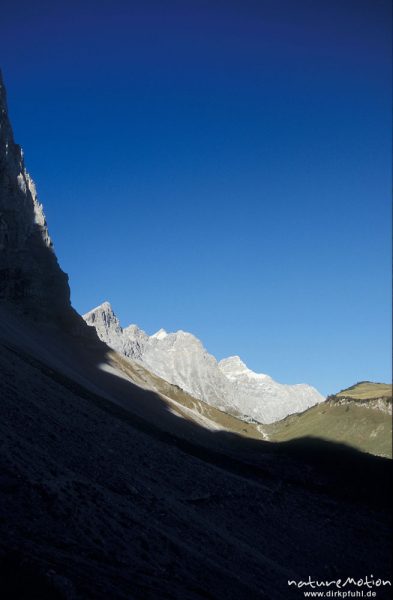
left=0, top=72, right=391, bottom=599
left=1, top=304, right=392, bottom=600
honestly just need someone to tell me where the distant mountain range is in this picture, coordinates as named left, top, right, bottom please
left=83, top=301, right=324, bottom=424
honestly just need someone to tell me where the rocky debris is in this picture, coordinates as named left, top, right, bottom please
left=327, top=395, right=392, bottom=414
left=0, top=308, right=391, bottom=600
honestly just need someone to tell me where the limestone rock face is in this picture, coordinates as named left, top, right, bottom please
left=83, top=302, right=149, bottom=358
left=84, top=301, right=325, bottom=424
left=0, top=71, right=73, bottom=322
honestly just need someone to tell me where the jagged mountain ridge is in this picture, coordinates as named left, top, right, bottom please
left=0, top=70, right=75, bottom=324
left=83, top=301, right=324, bottom=424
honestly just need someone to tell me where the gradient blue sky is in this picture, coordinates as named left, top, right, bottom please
left=1, top=0, right=391, bottom=394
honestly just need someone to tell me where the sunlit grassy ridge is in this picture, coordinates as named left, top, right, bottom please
left=263, top=400, right=392, bottom=458
left=335, top=381, right=392, bottom=400
left=262, top=382, right=392, bottom=458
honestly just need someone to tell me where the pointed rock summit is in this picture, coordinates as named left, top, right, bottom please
left=219, top=356, right=271, bottom=381
left=0, top=70, right=74, bottom=323
left=151, top=328, right=168, bottom=340
left=83, top=302, right=149, bottom=359
left=83, top=302, right=325, bottom=423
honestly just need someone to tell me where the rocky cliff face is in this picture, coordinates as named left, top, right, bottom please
left=84, top=301, right=325, bottom=423
left=83, top=301, right=149, bottom=357
left=0, top=71, right=73, bottom=323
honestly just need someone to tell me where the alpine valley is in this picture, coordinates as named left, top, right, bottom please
left=0, top=71, right=391, bottom=600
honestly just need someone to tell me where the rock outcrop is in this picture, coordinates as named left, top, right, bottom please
left=0, top=70, right=74, bottom=324
left=83, top=301, right=149, bottom=357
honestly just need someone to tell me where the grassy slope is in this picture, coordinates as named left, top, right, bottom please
left=263, top=401, right=392, bottom=458
left=336, top=381, right=392, bottom=400
left=110, top=353, right=393, bottom=458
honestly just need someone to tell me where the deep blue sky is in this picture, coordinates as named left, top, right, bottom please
left=1, top=0, right=391, bottom=394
